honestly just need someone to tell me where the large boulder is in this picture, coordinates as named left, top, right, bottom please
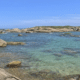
left=7, top=61, right=21, bottom=68
left=0, top=39, right=7, bottom=47
left=0, top=68, right=21, bottom=80
left=7, top=42, right=25, bottom=45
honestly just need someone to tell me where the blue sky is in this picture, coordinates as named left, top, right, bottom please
left=0, top=0, right=80, bottom=28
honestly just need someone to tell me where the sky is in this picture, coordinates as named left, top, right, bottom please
left=0, top=0, right=80, bottom=29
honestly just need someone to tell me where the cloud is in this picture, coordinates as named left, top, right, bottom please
left=1, top=14, right=80, bottom=28
left=19, top=16, right=80, bottom=27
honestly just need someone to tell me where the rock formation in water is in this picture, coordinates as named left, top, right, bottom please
left=0, top=39, right=7, bottom=47
left=7, top=61, right=21, bottom=68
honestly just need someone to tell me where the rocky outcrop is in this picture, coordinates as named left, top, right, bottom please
left=0, top=68, right=21, bottom=80
left=0, top=30, right=5, bottom=34
left=33, top=30, right=52, bottom=33
left=26, top=31, right=33, bottom=33
left=9, top=28, right=21, bottom=33
left=0, top=39, right=25, bottom=47
left=0, top=39, right=7, bottom=47
left=4, top=27, right=80, bottom=33
left=7, top=61, right=21, bottom=68
left=7, top=42, right=25, bottom=45
left=21, top=28, right=28, bottom=33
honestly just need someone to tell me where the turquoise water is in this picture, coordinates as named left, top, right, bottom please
left=0, top=32, right=80, bottom=76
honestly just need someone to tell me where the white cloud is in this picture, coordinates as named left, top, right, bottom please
left=1, top=14, right=80, bottom=28
left=19, top=15, right=80, bottom=27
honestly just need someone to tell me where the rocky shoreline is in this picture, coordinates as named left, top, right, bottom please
left=0, top=26, right=80, bottom=33
left=4, top=68, right=80, bottom=80
left=0, top=68, right=21, bottom=80
left=0, top=26, right=80, bottom=80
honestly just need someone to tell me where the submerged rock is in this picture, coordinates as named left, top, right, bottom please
left=60, top=33, right=80, bottom=37
left=0, top=39, right=7, bottom=47
left=7, top=42, right=25, bottom=45
left=7, top=61, right=21, bottom=68
left=29, top=69, right=61, bottom=80
left=60, top=32, right=72, bottom=36
left=63, top=50, right=77, bottom=54
left=53, top=53, right=62, bottom=57
left=70, top=35, right=80, bottom=37
left=42, top=49, right=53, bottom=53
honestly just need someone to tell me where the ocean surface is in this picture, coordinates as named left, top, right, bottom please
left=0, top=32, right=80, bottom=76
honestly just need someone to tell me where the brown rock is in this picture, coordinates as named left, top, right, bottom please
left=21, top=28, right=28, bottom=32
left=18, top=34, right=22, bottom=36
left=7, top=61, right=21, bottom=68
left=7, top=42, right=25, bottom=45
left=10, top=28, right=21, bottom=33
left=0, top=39, right=7, bottom=47
left=34, top=30, right=51, bottom=33
left=26, top=31, right=33, bottom=33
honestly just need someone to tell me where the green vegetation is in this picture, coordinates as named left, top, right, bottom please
left=34, top=26, right=73, bottom=29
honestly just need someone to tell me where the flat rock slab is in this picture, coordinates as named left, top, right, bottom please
left=0, top=68, right=21, bottom=80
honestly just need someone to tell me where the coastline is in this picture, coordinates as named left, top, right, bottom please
left=1, top=26, right=80, bottom=33
left=0, top=27, right=80, bottom=80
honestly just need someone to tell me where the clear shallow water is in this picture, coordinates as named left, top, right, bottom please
left=0, top=32, right=80, bottom=76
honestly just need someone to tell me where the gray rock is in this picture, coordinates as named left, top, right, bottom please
left=0, top=68, right=21, bottom=80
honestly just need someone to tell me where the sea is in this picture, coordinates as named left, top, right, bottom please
left=0, top=31, right=80, bottom=76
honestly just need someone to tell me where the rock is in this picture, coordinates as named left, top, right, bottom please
left=10, top=28, right=21, bottom=33
left=70, top=35, right=80, bottom=37
left=7, top=42, right=25, bottom=45
left=29, top=69, right=61, bottom=80
left=0, top=39, right=7, bottom=47
left=64, top=50, right=77, bottom=54
left=34, top=30, right=51, bottom=33
left=53, top=53, right=62, bottom=57
left=7, top=61, right=21, bottom=68
left=18, top=34, right=22, bottom=36
left=0, top=30, right=5, bottom=34
left=60, top=32, right=72, bottom=36
left=26, top=31, right=33, bottom=33
left=6, top=29, right=11, bottom=32
left=21, top=28, right=28, bottom=33
left=0, top=68, right=21, bottom=80
left=69, top=78, right=76, bottom=80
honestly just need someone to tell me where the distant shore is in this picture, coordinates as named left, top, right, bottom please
left=0, top=26, right=80, bottom=33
